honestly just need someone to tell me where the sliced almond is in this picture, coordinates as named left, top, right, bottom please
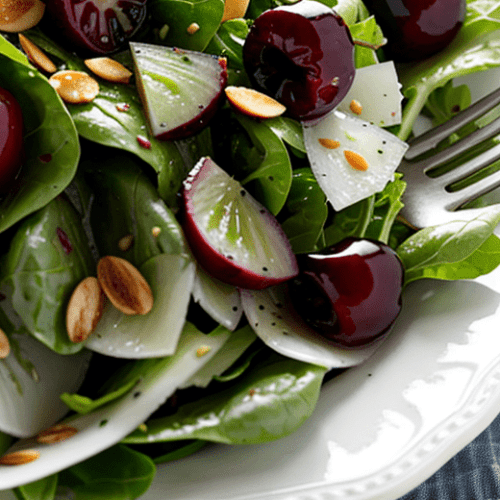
left=186, top=22, right=200, bottom=35
left=49, top=70, right=100, bottom=104
left=0, top=0, right=45, bottom=32
left=349, top=99, right=363, bottom=116
left=36, top=423, right=78, bottom=444
left=0, top=328, right=10, bottom=359
left=221, top=0, right=250, bottom=22
left=225, top=86, right=286, bottom=119
left=0, top=449, right=40, bottom=466
left=318, top=138, right=340, bottom=149
left=84, top=57, right=133, bottom=84
left=18, top=34, right=57, bottom=73
left=344, top=150, right=369, bottom=171
left=97, top=256, right=154, bottom=316
left=66, top=276, right=106, bottom=343
left=118, top=234, right=134, bottom=252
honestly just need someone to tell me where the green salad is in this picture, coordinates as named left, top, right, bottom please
left=1, top=0, right=500, bottom=497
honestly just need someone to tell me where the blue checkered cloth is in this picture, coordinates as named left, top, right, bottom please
left=398, top=412, right=500, bottom=499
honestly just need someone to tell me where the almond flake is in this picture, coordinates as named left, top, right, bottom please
left=344, top=150, right=369, bottom=171
left=0, top=449, right=40, bottom=466
left=49, top=70, right=99, bottom=104
left=151, top=226, right=161, bottom=238
left=66, top=276, right=106, bottom=343
left=221, top=0, right=250, bottom=22
left=118, top=234, right=134, bottom=252
left=36, top=424, right=78, bottom=444
left=187, top=22, right=200, bottom=35
left=0, top=328, right=10, bottom=359
left=318, top=138, right=340, bottom=149
left=196, top=345, right=212, bottom=357
left=349, top=99, right=363, bottom=115
left=18, top=34, right=57, bottom=73
left=84, top=57, right=133, bottom=84
left=97, top=256, right=154, bottom=315
left=0, top=0, right=45, bottom=32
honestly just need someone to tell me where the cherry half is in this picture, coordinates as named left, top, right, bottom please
left=288, top=237, right=404, bottom=347
left=242, top=0, right=355, bottom=122
left=0, top=87, right=24, bottom=194
left=43, top=0, right=147, bottom=55
left=363, top=0, right=466, bottom=61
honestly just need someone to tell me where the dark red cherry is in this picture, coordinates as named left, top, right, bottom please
left=0, top=87, right=24, bottom=193
left=242, top=0, right=355, bottom=122
left=363, top=0, right=466, bottom=61
left=288, top=237, right=404, bottom=347
left=42, top=0, right=147, bottom=55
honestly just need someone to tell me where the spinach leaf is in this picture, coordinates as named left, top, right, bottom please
left=349, top=15, right=385, bottom=68
left=425, top=80, right=472, bottom=127
left=280, top=168, right=328, bottom=253
left=124, top=353, right=326, bottom=445
left=236, top=114, right=293, bottom=215
left=0, top=41, right=80, bottom=235
left=263, top=116, right=306, bottom=153
left=13, top=474, right=58, bottom=500
left=56, top=445, right=156, bottom=500
left=149, top=0, right=225, bottom=52
left=81, top=150, right=188, bottom=269
left=22, top=30, right=187, bottom=205
left=397, top=0, right=500, bottom=140
left=205, top=19, right=249, bottom=69
left=0, top=196, right=95, bottom=354
left=397, top=206, right=500, bottom=284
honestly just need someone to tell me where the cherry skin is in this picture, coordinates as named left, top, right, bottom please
left=288, top=237, right=405, bottom=347
left=242, top=0, right=355, bottom=122
left=363, top=0, right=466, bottom=61
left=0, top=87, right=24, bottom=193
left=42, top=0, right=147, bottom=54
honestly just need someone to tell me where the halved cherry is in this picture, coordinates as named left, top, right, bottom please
left=181, top=157, right=298, bottom=289
left=0, top=87, right=24, bottom=193
left=42, top=0, right=147, bottom=54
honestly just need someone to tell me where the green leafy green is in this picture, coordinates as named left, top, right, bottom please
left=13, top=475, right=58, bottom=500
left=56, top=445, right=156, bottom=500
left=425, top=80, right=472, bottom=127
left=398, top=0, right=500, bottom=140
left=81, top=150, right=188, bottom=269
left=0, top=40, right=80, bottom=235
left=397, top=206, right=500, bottom=284
left=124, top=353, right=326, bottom=445
left=205, top=18, right=249, bottom=68
left=235, top=114, right=293, bottom=215
left=150, top=0, right=225, bottom=51
left=349, top=15, right=385, bottom=68
left=0, top=196, right=95, bottom=354
left=280, top=168, right=328, bottom=253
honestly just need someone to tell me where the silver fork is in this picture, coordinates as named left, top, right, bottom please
left=398, top=86, right=500, bottom=228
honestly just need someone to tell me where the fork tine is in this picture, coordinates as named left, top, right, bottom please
left=436, top=141, right=500, bottom=185
left=405, top=86, right=500, bottom=160
left=444, top=169, right=500, bottom=210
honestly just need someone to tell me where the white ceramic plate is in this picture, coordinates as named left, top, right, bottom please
left=1, top=65, right=500, bottom=500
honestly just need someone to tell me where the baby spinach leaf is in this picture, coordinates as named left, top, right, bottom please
left=150, top=0, right=225, bottom=52
left=57, top=445, right=156, bottom=500
left=0, top=196, right=95, bottom=354
left=398, top=0, right=500, bottom=140
left=236, top=114, right=293, bottom=215
left=350, top=15, right=385, bottom=68
left=22, top=29, right=187, bottom=205
left=81, top=151, right=188, bottom=269
left=0, top=43, right=80, bottom=235
left=397, top=206, right=500, bottom=284
left=425, top=80, right=472, bottom=127
left=263, top=116, right=306, bottom=153
left=205, top=19, right=249, bottom=68
left=13, top=474, right=58, bottom=500
left=280, top=168, right=328, bottom=253
left=124, top=353, right=326, bottom=445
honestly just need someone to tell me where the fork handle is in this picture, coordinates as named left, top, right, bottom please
left=405, top=86, right=500, bottom=160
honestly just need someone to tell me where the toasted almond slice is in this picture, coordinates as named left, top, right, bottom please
left=97, top=256, right=154, bottom=315
left=84, top=57, right=133, bottom=84
left=0, top=328, right=10, bottom=359
left=225, top=86, right=286, bottom=119
left=36, top=423, right=78, bottom=444
left=318, top=138, right=340, bottom=149
left=221, top=0, right=250, bottom=22
left=186, top=22, right=200, bottom=35
left=118, top=234, right=134, bottom=252
left=349, top=99, right=363, bottom=116
left=18, top=34, right=57, bottom=73
left=66, top=276, right=106, bottom=343
left=344, top=150, right=369, bottom=171
left=48, top=70, right=100, bottom=104
left=0, top=449, right=40, bottom=465
left=0, top=0, right=45, bottom=32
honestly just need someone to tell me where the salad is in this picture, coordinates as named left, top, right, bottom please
left=1, top=0, right=500, bottom=497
